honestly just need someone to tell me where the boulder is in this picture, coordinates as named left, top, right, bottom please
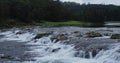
left=0, top=55, right=14, bottom=60
left=111, top=34, right=120, bottom=39
left=52, top=48, right=61, bottom=52
left=34, top=33, right=52, bottom=39
left=51, top=34, right=68, bottom=41
left=16, top=31, right=25, bottom=35
left=84, top=31, right=102, bottom=38
left=72, top=31, right=82, bottom=37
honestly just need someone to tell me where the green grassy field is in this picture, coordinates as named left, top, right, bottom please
left=0, top=20, right=105, bottom=28
left=37, top=21, right=93, bottom=27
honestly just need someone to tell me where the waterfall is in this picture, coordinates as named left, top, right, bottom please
left=89, top=52, right=93, bottom=59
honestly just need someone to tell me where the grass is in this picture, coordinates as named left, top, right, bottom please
left=0, top=19, right=104, bottom=29
left=36, top=21, right=93, bottom=27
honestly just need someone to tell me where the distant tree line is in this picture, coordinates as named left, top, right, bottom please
left=0, top=0, right=120, bottom=25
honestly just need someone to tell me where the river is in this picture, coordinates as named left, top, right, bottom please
left=0, top=26, right=120, bottom=63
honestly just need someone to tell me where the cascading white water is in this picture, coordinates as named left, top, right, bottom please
left=0, top=28, right=120, bottom=63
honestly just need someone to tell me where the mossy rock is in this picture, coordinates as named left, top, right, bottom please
left=111, top=34, right=120, bottom=39
left=51, top=34, right=68, bottom=41
left=34, top=33, right=52, bottom=39
left=85, top=31, right=102, bottom=38
left=72, top=31, right=82, bottom=37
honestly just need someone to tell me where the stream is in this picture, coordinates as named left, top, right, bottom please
left=0, top=27, right=120, bottom=63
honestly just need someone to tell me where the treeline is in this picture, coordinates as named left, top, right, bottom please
left=0, top=0, right=120, bottom=25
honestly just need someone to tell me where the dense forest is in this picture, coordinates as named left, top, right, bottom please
left=0, top=0, right=120, bottom=27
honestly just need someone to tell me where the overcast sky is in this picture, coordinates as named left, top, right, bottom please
left=61, top=0, right=120, bottom=5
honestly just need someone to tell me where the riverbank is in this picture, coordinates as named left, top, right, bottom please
left=0, top=20, right=105, bottom=29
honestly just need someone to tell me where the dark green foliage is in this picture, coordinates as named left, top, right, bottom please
left=0, top=0, right=120, bottom=27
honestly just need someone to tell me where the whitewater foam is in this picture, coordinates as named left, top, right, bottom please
left=0, top=29, right=120, bottom=63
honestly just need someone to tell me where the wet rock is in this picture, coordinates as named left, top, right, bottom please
left=74, top=41, right=108, bottom=58
left=0, top=55, right=14, bottom=60
left=103, top=33, right=111, bottom=36
left=0, top=29, right=8, bottom=32
left=16, top=31, right=25, bottom=35
left=84, top=31, right=102, bottom=38
left=56, top=34, right=68, bottom=41
left=84, top=51, right=90, bottom=58
left=116, top=49, right=120, bottom=53
left=91, top=49, right=99, bottom=57
left=25, top=28, right=32, bottom=31
left=118, top=39, right=120, bottom=42
left=84, top=49, right=101, bottom=58
left=74, top=51, right=85, bottom=58
left=92, top=50, right=97, bottom=57
left=74, top=51, right=80, bottom=57
left=74, top=49, right=102, bottom=58
left=111, top=34, right=120, bottom=39
left=71, top=31, right=82, bottom=37
left=51, top=34, right=68, bottom=41
left=34, top=33, right=52, bottom=39
left=52, top=48, right=61, bottom=52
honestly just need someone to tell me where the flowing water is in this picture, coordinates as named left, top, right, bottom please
left=0, top=27, right=120, bottom=63
left=105, top=22, right=120, bottom=27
